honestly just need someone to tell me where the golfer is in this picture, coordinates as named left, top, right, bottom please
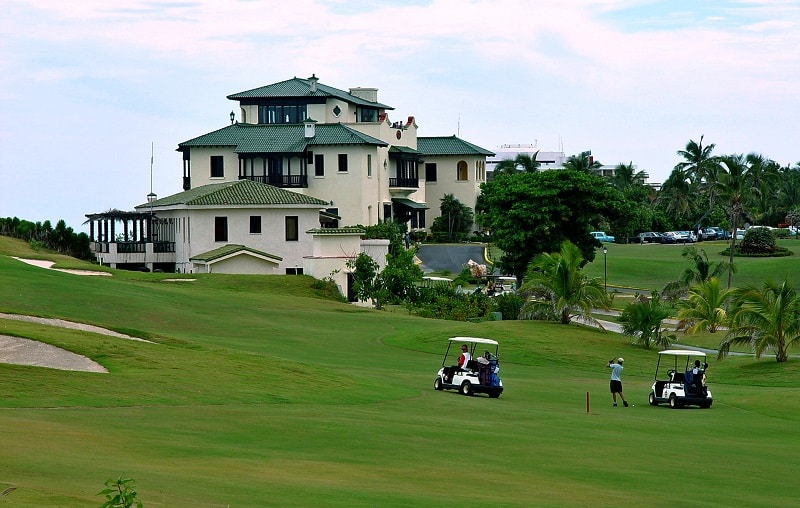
left=607, top=357, right=629, bottom=407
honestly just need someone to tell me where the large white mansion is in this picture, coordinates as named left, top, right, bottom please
left=85, top=75, right=493, bottom=289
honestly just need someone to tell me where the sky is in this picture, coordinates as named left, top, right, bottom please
left=2, top=0, right=800, bottom=233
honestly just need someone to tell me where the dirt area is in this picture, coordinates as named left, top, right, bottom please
left=12, top=256, right=111, bottom=276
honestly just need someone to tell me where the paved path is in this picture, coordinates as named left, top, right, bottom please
left=416, top=244, right=490, bottom=274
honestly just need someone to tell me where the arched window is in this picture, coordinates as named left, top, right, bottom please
left=457, top=160, right=468, bottom=181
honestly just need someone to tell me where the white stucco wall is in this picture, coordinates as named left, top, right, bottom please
left=157, top=206, right=320, bottom=273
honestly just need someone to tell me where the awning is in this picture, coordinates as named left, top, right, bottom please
left=392, top=197, right=428, bottom=210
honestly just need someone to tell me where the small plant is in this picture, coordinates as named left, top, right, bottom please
left=98, top=477, right=143, bottom=508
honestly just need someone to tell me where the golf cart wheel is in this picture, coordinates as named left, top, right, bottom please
left=669, top=394, right=680, bottom=409
left=489, top=391, right=500, bottom=399
left=648, top=392, right=658, bottom=406
left=700, top=401, right=712, bottom=409
left=434, top=377, right=443, bottom=391
left=460, top=381, right=473, bottom=396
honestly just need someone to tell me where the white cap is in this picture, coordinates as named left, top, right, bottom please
left=617, top=357, right=624, bottom=363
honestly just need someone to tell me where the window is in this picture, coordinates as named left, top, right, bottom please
left=367, top=154, right=372, bottom=177
left=338, top=154, right=348, bottom=172
left=306, top=151, right=314, bottom=165
left=285, top=267, right=304, bottom=275
left=285, top=216, right=298, bottom=241
left=210, top=156, right=224, bottom=178
left=214, top=217, right=228, bottom=242
left=457, top=160, right=468, bottom=181
left=358, top=108, right=378, bottom=122
left=425, top=163, right=437, bottom=182
left=258, top=104, right=308, bottom=124
left=315, top=154, right=324, bottom=177
left=250, top=215, right=261, bottom=234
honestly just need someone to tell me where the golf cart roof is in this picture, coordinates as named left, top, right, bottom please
left=658, top=349, right=706, bottom=358
left=449, top=337, right=499, bottom=346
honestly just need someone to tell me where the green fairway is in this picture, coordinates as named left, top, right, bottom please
left=1, top=237, right=800, bottom=506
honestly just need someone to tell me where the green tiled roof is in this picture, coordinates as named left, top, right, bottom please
left=389, top=145, right=421, bottom=154
left=306, top=227, right=366, bottom=235
left=189, top=244, right=282, bottom=263
left=226, top=77, right=394, bottom=110
left=417, top=136, right=495, bottom=156
left=136, top=180, right=330, bottom=208
left=178, top=123, right=387, bottom=154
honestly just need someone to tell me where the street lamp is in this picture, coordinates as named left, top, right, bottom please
left=603, top=246, right=608, bottom=292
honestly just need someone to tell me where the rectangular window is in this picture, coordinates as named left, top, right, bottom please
left=285, top=216, right=298, bottom=241
left=315, top=154, right=324, bottom=177
left=425, top=163, right=437, bottom=182
left=258, top=104, right=308, bottom=124
left=367, top=154, right=372, bottom=177
left=338, top=154, right=348, bottom=172
left=306, top=151, right=314, bottom=165
left=285, top=267, right=304, bottom=275
left=210, top=156, right=224, bottom=178
left=214, top=216, right=228, bottom=242
left=250, top=215, right=261, bottom=234
left=358, top=108, right=378, bottom=122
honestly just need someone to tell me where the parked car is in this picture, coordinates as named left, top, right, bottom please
left=630, top=232, right=663, bottom=244
left=649, top=350, right=713, bottom=409
left=710, top=227, right=730, bottom=240
left=662, top=231, right=693, bottom=244
left=700, top=228, right=718, bottom=240
left=590, top=231, right=615, bottom=243
left=434, top=337, right=503, bottom=398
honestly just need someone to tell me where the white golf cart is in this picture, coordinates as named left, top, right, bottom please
left=434, top=337, right=503, bottom=398
left=649, top=350, right=713, bottom=409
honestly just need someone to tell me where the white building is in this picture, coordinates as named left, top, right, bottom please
left=85, top=75, right=492, bottom=284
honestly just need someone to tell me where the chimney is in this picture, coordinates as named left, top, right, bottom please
left=304, top=118, right=317, bottom=138
left=349, top=87, right=378, bottom=103
left=308, top=74, right=318, bottom=93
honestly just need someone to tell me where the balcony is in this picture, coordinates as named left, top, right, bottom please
left=240, top=175, right=308, bottom=188
left=389, top=177, right=419, bottom=189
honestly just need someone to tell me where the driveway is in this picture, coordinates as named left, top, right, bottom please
left=416, top=244, right=490, bottom=274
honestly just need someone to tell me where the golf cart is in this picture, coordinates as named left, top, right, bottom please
left=649, top=350, right=713, bottom=409
left=434, top=337, right=503, bottom=398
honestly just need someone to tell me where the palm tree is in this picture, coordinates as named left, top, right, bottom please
left=675, top=135, right=718, bottom=218
left=494, top=152, right=540, bottom=174
left=719, top=279, right=800, bottom=362
left=716, top=154, right=755, bottom=288
left=519, top=240, right=610, bottom=325
left=657, top=167, right=697, bottom=221
left=745, top=153, right=781, bottom=224
left=619, top=291, right=674, bottom=349
left=562, top=152, right=602, bottom=173
left=679, top=246, right=733, bottom=286
left=676, top=278, right=731, bottom=334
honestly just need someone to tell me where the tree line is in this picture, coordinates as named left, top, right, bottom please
left=0, top=216, right=93, bottom=260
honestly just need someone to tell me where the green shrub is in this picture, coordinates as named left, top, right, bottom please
left=740, top=227, right=777, bottom=254
left=491, top=293, right=523, bottom=320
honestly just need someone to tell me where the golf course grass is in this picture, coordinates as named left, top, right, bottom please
left=1, top=236, right=799, bottom=506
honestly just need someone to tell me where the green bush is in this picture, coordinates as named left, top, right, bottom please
left=740, top=227, right=777, bottom=254
left=491, top=292, right=523, bottom=320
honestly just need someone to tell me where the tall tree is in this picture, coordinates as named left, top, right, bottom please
left=717, top=154, right=755, bottom=288
left=518, top=240, right=610, bottom=325
left=657, top=167, right=698, bottom=221
left=719, top=279, right=800, bottom=362
left=476, top=169, right=626, bottom=279
left=675, top=135, right=718, bottom=220
left=430, top=194, right=474, bottom=242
